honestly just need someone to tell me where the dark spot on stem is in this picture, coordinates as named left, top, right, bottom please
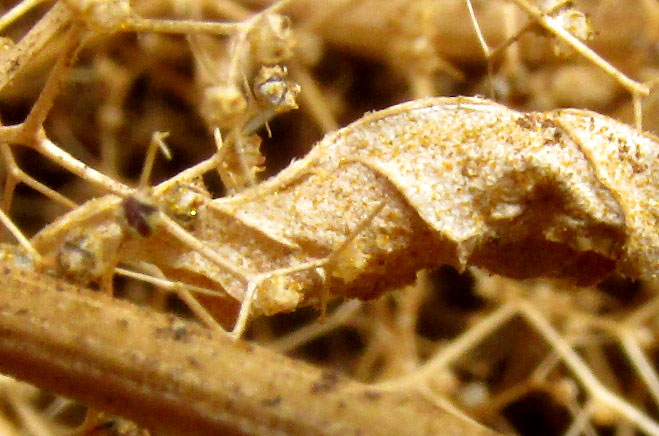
left=261, top=395, right=282, bottom=407
left=363, top=390, right=381, bottom=401
left=154, top=325, right=191, bottom=343
left=173, top=326, right=189, bottom=341
left=187, top=356, right=201, bottom=368
left=311, top=370, right=341, bottom=394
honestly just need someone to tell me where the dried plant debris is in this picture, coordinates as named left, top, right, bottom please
left=31, top=97, right=659, bottom=321
left=0, top=259, right=503, bottom=436
left=2, top=0, right=659, bottom=435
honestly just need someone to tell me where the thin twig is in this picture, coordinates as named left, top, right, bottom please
left=506, top=0, right=649, bottom=96
left=32, top=134, right=133, bottom=196
left=518, top=302, right=659, bottom=436
left=20, top=25, right=83, bottom=139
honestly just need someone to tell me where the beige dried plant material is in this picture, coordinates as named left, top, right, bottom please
left=1, top=1, right=658, bottom=434
left=31, top=96, right=659, bottom=321
left=0, top=258, right=502, bottom=436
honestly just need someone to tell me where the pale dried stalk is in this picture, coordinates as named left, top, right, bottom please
left=0, top=2, right=71, bottom=93
left=374, top=294, right=659, bottom=436
left=0, top=255, right=501, bottom=436
left=0, top=0, right=47, bottom=32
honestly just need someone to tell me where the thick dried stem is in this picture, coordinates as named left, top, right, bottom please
left=0, top=257, right=501, bottom=436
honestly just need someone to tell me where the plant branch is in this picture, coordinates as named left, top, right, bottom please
left=0, top=256, right=502, bottom=436
left=506, top=0, right=649, bottom=96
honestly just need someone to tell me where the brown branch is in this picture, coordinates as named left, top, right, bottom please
left=0, top=255, right=503, bottom=436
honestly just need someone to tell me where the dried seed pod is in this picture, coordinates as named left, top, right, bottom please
left=217, top=132, right=266, bottom=193
left=541, top=0, right=594, bottom=58
left=64, top=0, right=131, bottom=32
left=254, top=65, right=301, bottom=114
left=161, top=179, right=208, bottom=226
left=201, top=83, right=248, bottom=129
left=55, top=218, right=123, bottom=284
left=32, top=97, right=659, bottom=317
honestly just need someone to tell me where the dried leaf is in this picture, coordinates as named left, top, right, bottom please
left=32, top=96, right=659, bottom=316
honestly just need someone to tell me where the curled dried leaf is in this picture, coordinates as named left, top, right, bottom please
left=32, top=97, right=659, bottom=317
